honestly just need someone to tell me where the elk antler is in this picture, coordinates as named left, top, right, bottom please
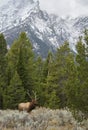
left=27, top=90, right=32, bottom=100
left=32, top=91, right=37, bottom=100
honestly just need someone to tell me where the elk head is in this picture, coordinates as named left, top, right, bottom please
left=27, top=91, right=38, bottom=112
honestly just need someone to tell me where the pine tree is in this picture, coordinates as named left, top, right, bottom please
left=35, top=56, right=43, bottom=83
left=65, top=34, right=88, bottom=120
left=64, top=51, right=78, bottom=111
left=7, top=32, right=35, bottom=100
left=54, top=42, right=72, bottom=108
left=43, top=51, right=53, bottom=82
left=34, top=52, right=55, bottom=107
left=75, top=34, right=88, bottom=117
left=43, top=51, right=59, bottom=108
left=0, top=33, right=7, bottom=109
left=3, top=71, right=26, bottom=109
left=34, top=56, right=46, bottom=106
left=46, top=42, right=74, bottom=109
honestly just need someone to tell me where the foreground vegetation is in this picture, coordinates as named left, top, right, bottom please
left=0, top=29, right=88, bottom=120
left=0, top=108, right=88, bottom=130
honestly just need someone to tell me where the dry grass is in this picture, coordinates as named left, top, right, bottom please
left=0, top=108, right=88, bottom=130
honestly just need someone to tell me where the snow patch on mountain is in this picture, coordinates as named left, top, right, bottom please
left=0, top=0, right=88, bottom=57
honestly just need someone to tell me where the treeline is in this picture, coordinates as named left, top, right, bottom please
left=0, top=31, right=88, bottom=119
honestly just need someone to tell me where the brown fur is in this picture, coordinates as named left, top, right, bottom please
left=27, top=99, right=38, bottom=112
left=18, top=102, right=30, bottom=112
left=18, top=100, right=38, bottom=112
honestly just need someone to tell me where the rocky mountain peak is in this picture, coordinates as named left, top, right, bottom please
left=0, top=0, right=88, bottom=57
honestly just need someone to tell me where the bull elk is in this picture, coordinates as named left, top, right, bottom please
left=18, top=91, right=38, bottom=112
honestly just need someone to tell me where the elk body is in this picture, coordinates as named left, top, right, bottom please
left=18, top=92, right=38, bottom=112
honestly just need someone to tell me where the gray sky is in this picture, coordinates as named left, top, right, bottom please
left=39, top=0, right=88, bottom=17
left=0, top=0, right=88, bottom=17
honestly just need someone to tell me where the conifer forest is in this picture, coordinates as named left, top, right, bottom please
left=0, top=30, right=88, bottom=120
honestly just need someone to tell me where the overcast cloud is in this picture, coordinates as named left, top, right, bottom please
left=0, top=0, right=88, bottom=17
left=39, top=0, right=88, bottom=17
left=77, top=0, right=88, bottom=6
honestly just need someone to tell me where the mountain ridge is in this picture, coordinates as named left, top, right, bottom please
left=0, top=0, right=88, bottom=57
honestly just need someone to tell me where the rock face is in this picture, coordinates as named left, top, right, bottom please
left=0, top=0, right=88, bottom=57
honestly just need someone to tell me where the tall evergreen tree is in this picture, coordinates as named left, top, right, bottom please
left=65, top=33, right=88, bottom=119
left=75, top=34, right=88, bottom=117
left=7, top=32, right=35, bottom=101
left=3, top=71, right=26, bottom=109
left=43, top=51, right=59, bottom=108
left=0, top=33, right=7, bottom=109
left=54, top=42, right=71, bottom=108
left=46, top=42, right=74, bottom=108
left=34, top=56, right=45, bottom=106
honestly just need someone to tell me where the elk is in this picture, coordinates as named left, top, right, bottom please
left=18, top=91, right=38, bottom=112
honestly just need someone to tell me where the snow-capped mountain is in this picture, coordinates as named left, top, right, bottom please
left=0, top=0, right=88, bottom=57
